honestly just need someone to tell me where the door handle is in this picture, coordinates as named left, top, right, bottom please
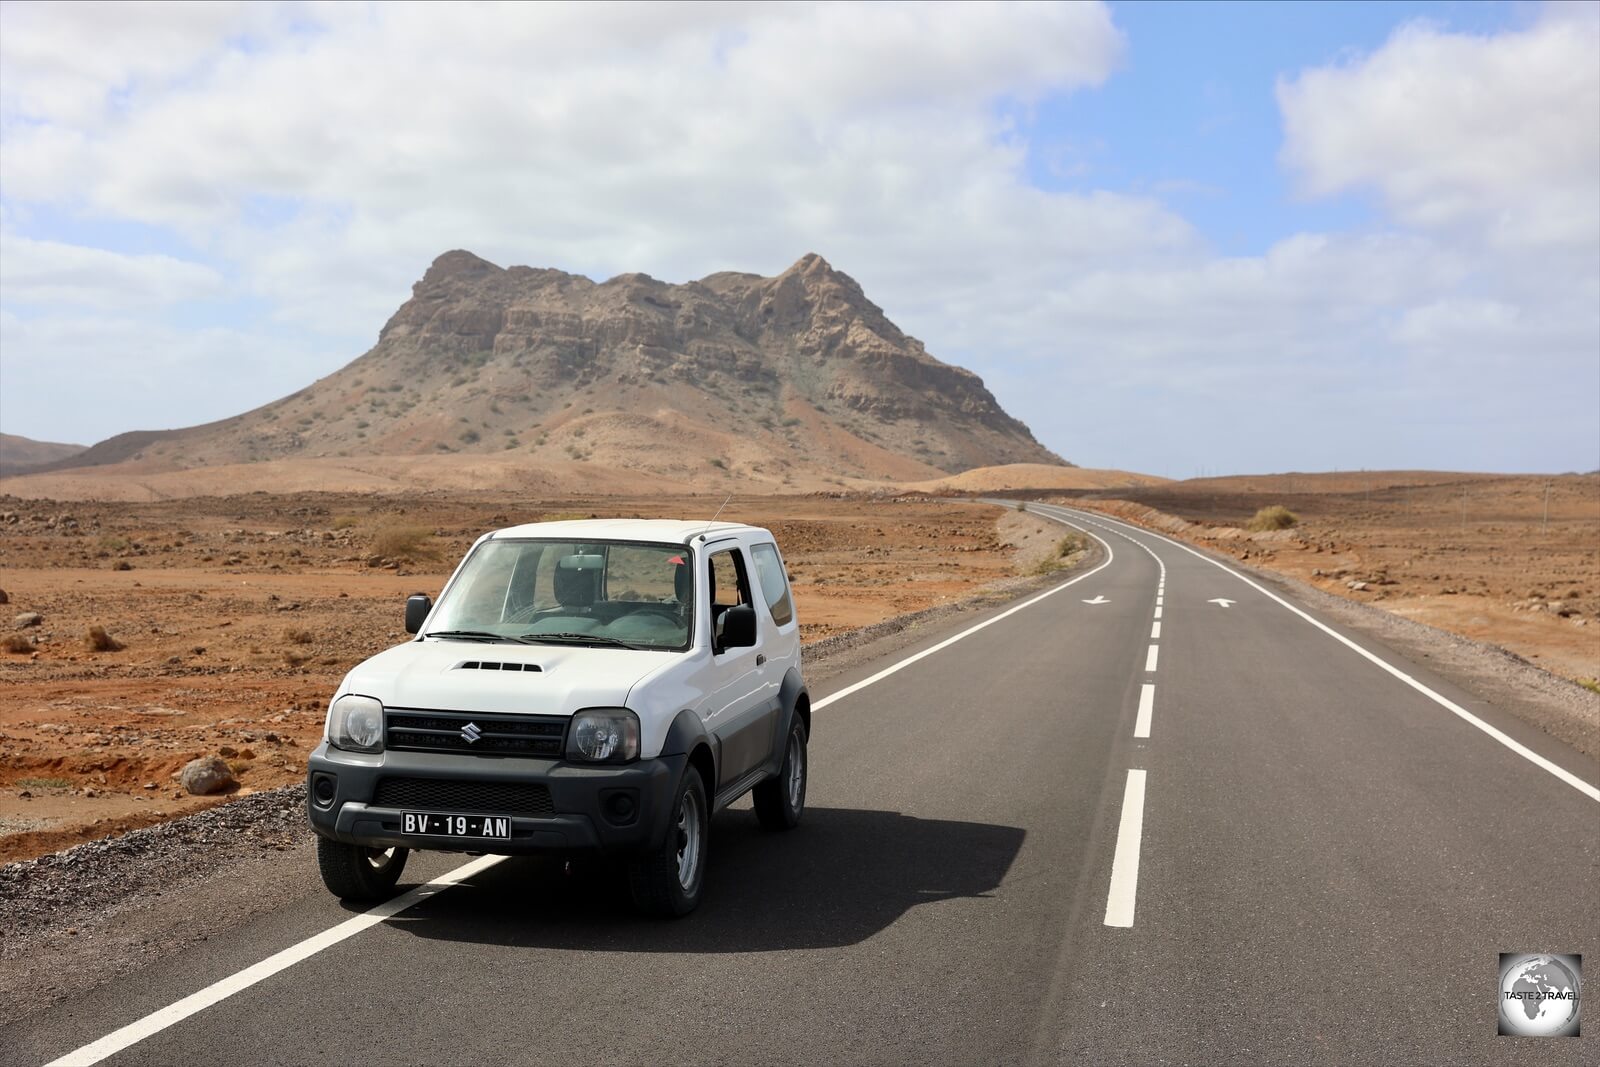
left=756, top=654, right=766, bottom=666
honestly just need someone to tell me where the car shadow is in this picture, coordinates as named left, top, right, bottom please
left=383, top=806, right=1025, bottom=953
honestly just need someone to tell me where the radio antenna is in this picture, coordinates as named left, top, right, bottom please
left=701, top=494, right=733, bottom=541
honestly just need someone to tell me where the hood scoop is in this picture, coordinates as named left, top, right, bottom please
left=453, top=660, right=543, bottom=673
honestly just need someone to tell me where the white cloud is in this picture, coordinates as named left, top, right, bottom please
left=1277, top=5, right=1600, bottom=249
left=0, top=235, right=223, bottom=307
left=0, top=1, right=1595, bottom=475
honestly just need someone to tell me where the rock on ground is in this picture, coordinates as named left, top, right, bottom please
left=179, top=756, right=237, bottom=796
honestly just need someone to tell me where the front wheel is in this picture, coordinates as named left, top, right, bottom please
left=753, top=718, right=806, bottom=831
left=316, top=837, right=408, bottom=901
left=628, top=768, right=709, bottom=917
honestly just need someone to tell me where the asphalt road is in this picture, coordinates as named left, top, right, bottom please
left=5, top=504, right=1597, bottom=1065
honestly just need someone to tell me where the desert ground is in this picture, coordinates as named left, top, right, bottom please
left=0, top=491, right=1072, bottom=863
left=1050, top=471, right=1599, bottom=685
left=4, top=470, right=1593, bottom=866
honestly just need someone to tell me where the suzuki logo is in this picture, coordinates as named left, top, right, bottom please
left=461, top=722, right=482, bottom=744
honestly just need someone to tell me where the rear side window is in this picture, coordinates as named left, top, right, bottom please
left=750, top=542, right=794, bottom=627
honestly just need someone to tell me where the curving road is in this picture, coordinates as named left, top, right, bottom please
left=5, top=503, right=1596, bottom=1065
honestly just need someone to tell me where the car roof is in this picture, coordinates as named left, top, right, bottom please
left=487, top=518, right=768, bottom=546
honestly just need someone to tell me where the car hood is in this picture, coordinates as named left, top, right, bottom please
left=339, top=639, right=674, bottom=717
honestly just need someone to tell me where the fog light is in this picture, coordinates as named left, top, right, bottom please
left=603, top=790, right=638, bottom=825
left=312, top=773, right=337, bottom=808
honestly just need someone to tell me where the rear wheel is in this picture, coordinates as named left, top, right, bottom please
left=753, top=718, right=806, bottom=831
left=628, top=768, right=709, bottom=917
left=316, top=837, right=408, bottom=901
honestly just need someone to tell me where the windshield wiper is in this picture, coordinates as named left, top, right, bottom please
left=521, top=632, right=647, bottom=650
left=422, top=630, right=536, bottom=644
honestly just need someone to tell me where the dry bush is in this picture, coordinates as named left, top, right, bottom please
left=283, top=628, right=315, bottom=645
left=1247, top=505, right=1298, bottom=532
left=85, top=625, right=125, bottom=652
left=1, top=634, right=33, bottom=654
left=372, top=524, right=437, bottom=560
left=331, top=514, right=361, bottom=530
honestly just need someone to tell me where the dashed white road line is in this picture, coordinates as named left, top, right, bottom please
left=1153, top=605, right=1163, bottom=619
left=1144, top=645, right=1159, bottom=673
left=1150, top=621, right=1162, bottom=639
left=1135, top=684, right=1155, bottom=739
left=1103, top=769, right=1148, bottom=928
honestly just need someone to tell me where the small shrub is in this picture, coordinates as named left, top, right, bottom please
left=1247, top=505, right=1298, bottom=531
left=1057, top=534, right=1084, bottom=557
left=1014, top=501, right=1027, bottom=512
left=708, top=458, right=727, bottom=470
left=459, top=429, right=481, bottom=444
left=18, top=776, right=72, bottom=789
left=372, top=524, right=436, bottom=560
left=1579, top=678, right=1600, bottom=695
left=1, top=634, right=32, bottom=654
left=283, top=628, right=314, bottom=645
left=85, top=625, right=125, bottom=652
left=331, top=514, right=360, bottom=530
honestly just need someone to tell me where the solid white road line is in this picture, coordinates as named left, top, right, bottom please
left=1144, top=645, right=1159, bottom=673
left=52, top=513, right=1123, bottom=1067
left=1135, top=684, right=1155, bottom=739
left=45, top=854, right=507, bottom=1067
left=1151, top=621, right=1162, bottom=639
left=813, top=522, right=1116, bottom=712
left=1103, top=769, right=1148, bottom=927
left=1044, top=504, right=1600, bottom=805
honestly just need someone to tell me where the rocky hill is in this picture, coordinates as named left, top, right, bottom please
left=0, top=433, right=87, bottom=478
left=39, top=252, right=1065, bottom=489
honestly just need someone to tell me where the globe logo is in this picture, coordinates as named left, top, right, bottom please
left=1498, top=953, right=1581, bottom=1037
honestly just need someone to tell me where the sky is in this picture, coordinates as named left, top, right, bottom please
left=0, top=0, right=1596, bottom=478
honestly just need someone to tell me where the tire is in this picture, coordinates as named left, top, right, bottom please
left=316, top=836, right=408, bottom=901
left=628, top=767, right=709, bottom=917
left=753, top=718, right=806, bottom=831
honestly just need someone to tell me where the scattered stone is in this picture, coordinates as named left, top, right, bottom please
left=84, top=625, right=125, bottom=652
left=217, top=745, right=239, bottom=758
left=1347, top=580, right=1369, bottom=592
left=143, top=782, right=157, bottom=790
left=0, top=588, right=8, bottom=604
left=15, top=612, right=44, bottom=629
left=112, top=561, right=133, bottom=571
left=178, top=756, right=237, bottom=796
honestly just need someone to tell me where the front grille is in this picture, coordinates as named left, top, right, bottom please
left=385, top=709, right=566, bottom=757
left=373, top=777, right=555, bottom=817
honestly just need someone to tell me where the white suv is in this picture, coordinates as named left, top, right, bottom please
left=306, top=519, right=808, bottom=916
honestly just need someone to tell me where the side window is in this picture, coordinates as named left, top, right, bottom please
left=707, top=548, right=751, bottom=608
left=750, top=542, right=794, bottom=627
left=707, top=547, right=753, bottom=647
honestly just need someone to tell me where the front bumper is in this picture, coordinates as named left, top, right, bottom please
left=306, top=743, right=684, bottom=856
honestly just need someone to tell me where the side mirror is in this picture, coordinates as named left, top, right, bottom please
left=718, top=604, right=757, bottom=651
left=405, top=594, right=432, bottom=635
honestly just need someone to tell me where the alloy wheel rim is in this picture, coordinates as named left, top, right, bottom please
left=676, top=791, right=702, bottom=891
left=787, top=733, right=804, bottom=809
left=363, top=846, right=396, bottom=871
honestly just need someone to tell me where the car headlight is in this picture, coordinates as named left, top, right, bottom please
left=567, top=708, right=639, bottom=763
left=328, top=694, right=384, bottom=754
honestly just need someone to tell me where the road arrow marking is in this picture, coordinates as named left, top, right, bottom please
left=1083, top=595, right=1110, bottom=605
left=1208, top=598, right=1236, bottom=608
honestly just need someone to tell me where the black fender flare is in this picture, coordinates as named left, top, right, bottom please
left=768, top=668, right=810, bottom=767
left=661, top=708, right=717, bottom=790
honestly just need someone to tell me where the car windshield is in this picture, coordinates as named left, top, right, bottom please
left=425, top=538, right=693, bottom=651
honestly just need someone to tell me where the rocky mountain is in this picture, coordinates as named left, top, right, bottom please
left=41, top=252, right=1065, bottom=488
left=0, top=433, right=87, bottom=478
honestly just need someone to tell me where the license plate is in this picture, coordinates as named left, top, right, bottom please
left=402, top=811, right=512, bottom=839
